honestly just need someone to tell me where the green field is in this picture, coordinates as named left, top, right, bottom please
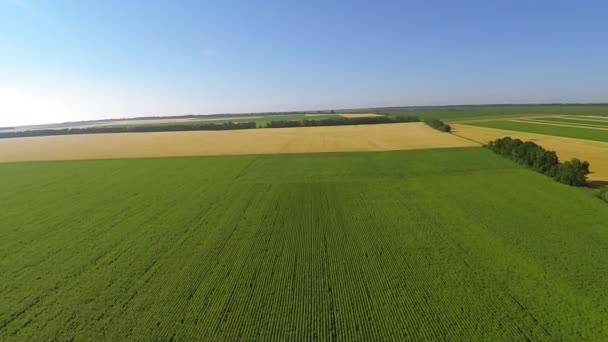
left=379, top=104, right=608, bottom=121
left=466, top=120, right=608, bottom=142
left=2, top=148, right=608, bottom=340
left=530, top=117, right=608, bottom=128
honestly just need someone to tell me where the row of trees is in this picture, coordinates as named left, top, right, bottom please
left=265, top=115, right=419, bottom=128
left=422, top=118, right=451, bottom=132
left=0, top=121, right=257, bottom=139
left=486, top=137, right=590, bottom=186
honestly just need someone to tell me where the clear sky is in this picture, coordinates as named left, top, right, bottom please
left=1, top=0, right=607, bottom=126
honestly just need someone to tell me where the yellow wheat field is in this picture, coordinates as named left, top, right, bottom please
left=0, top=123, right=476, bottom=163
left=452, top=124, right=608, bottom=181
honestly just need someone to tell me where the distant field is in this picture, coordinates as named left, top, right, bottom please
left=381, top=104, right=608, bottom=121
left=525, top=116, right=608, bottom=128
left=339, top=113, right=381, bottom=118
left=3, top=148, right=608, bottom=340
left=452, top=123, right=608, bottom=181
left=110, top=114, right=344, bottom=128
left=0, top=122, right=475, bottom=163
left=465, top=120, right=608, bottom=142
left=85, top=113, right=371, bottom=130
left=98, top=116, right=261, bottom=127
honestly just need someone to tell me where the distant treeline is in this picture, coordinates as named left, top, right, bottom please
left=422, top=118, right=451, bottom=132
left=265, top=115, right=419, bottom=128
left=0, top=121, right=257, bottom=139
left=486, top=137, right=590, bottom=187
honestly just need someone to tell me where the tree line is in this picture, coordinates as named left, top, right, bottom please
left=0, top=121, right=257, bottom=139
left=265, top=115, right=419, bottom=128
left=422, top=117, right=451, bottom=132
left=486, top=137, right=590, bottom=186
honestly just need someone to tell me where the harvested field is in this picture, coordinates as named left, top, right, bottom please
left=0, top=123, right=476, bottom=163
left=340, top=113, right=382, bottom=118
left=452, top=123, right=608, bottom=181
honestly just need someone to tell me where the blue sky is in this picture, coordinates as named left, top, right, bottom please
left=0, top=0, right=607, bottom=126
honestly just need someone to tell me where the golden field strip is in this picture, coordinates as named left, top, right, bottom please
left=452, top=123, right=608, bottom=181
left=0, top=123, right=476, bottom=163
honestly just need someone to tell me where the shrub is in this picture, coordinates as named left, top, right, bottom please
left=486, top=137, right=590, bottom=187
left=422, top=117, right=451, bottom=132
left=554, top=159, right=590, bottom=187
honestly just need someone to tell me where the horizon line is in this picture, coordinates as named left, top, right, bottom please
left=2, top=101, right=607, bottom=129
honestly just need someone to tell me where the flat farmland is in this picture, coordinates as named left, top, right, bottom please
left=460, top=118, right=608, bottom=143
left=3, top=148, right=608, bottom=340
left=452, top=123, right=608, bottom=182
left=339, top=113, right=382, bottom=118
left=0, top=123, right=475, bottom=163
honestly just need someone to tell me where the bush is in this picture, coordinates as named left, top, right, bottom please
left=554, top=159, right=590, bottom=186
left=422, top=117, right=451, bottom=132
left=486, top=137, right=590, bottom=187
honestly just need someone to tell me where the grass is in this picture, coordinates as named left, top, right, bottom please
left=466, top=120, right=608, bottom=142
left=2, top=147, right=608, bottom=340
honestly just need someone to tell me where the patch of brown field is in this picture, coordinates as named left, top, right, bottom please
left=511, top=119, right=608, bottom=131
left=452, top=123, right=608, bottom=181
left=340, top=113, right=382, bottom=118
left=0, top=123, right=476, bottom=163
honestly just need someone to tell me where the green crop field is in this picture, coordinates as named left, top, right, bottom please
left=530, top=117, right=608, bottom=128
left=2, top=148, right=608, bottom=340
left=380, top=104, right=608, bottom=121
left=466, top=120, right=608, bottom=142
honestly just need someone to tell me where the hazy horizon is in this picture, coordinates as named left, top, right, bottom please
left=1, top=0, right=607, bottom=127
left=4, top=101, right=608, bottom=128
